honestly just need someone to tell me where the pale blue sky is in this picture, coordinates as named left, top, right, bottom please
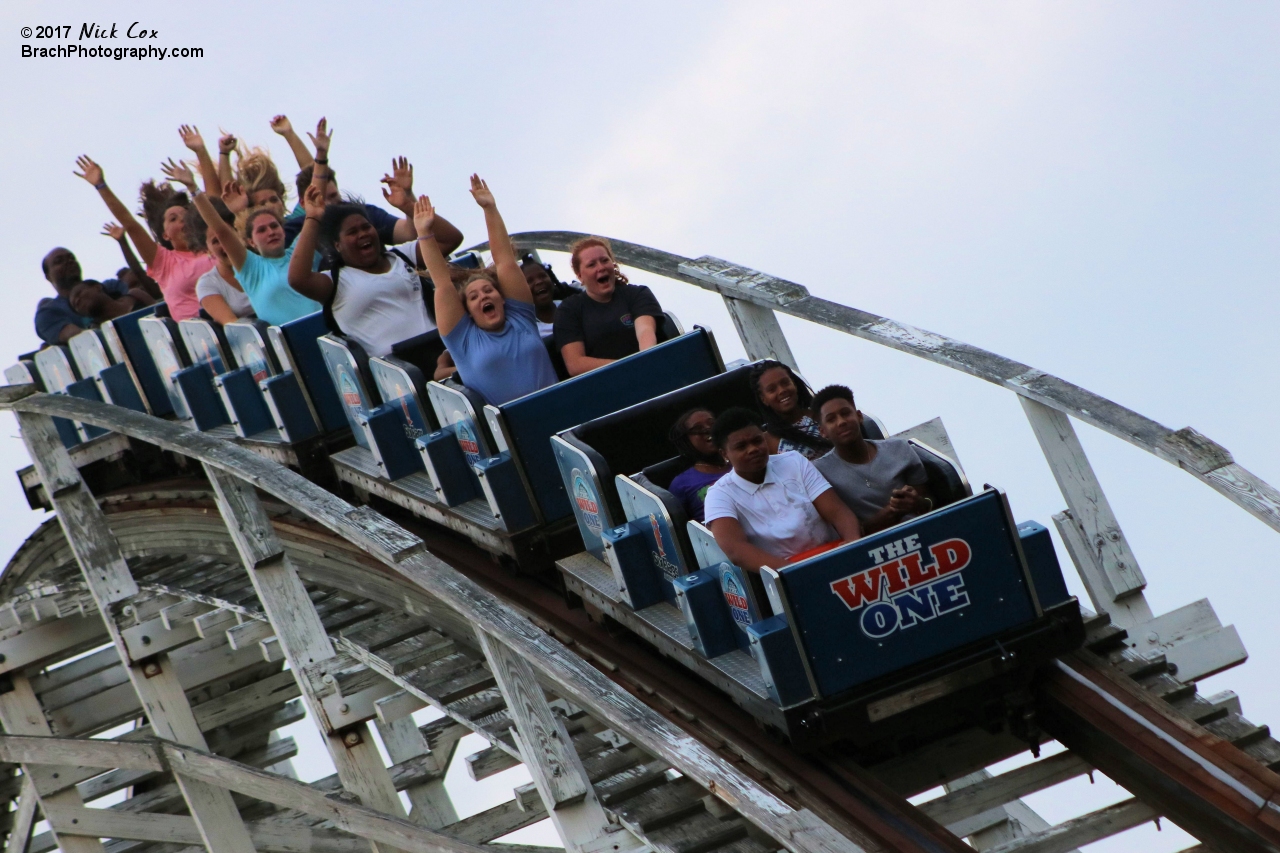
left=1, top=2, right=1277, bottom=849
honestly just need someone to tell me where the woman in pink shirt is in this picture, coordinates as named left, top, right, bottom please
left=74, top=154, right=211, bottom=320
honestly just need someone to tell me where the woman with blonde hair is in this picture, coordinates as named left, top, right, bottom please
left=416, top=176, right=557, bottom=405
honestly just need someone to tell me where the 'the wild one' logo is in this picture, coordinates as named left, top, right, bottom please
left=829, top=535, right=973, bottom=639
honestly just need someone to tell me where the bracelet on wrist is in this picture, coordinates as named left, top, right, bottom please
left=315, top=157, right=328, bottom=165
left=417, top=233, right=435, bottom=241
left=305, top=216, right=321, bottom=224
left=94, top=181, right=107, bottom=191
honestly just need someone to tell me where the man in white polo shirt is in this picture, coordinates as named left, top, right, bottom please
left=703, top=407, right=863, bottom=572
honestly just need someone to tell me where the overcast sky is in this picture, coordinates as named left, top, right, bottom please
left=1, top=2, right=1277, bottom=849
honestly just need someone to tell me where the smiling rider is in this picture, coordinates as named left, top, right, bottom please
left=553, top=236, right=664, bottom=376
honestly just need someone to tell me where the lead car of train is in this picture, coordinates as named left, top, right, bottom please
left=6, top=253, right=1083, bottom=755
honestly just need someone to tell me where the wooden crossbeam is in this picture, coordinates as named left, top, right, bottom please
left=983, top=798, right=1157, bottom=853
left=17, top=411, right=257, bottom=853
left=918, top=751, right=1091, bottom=827
left=0, top=733, right=499, bottom=853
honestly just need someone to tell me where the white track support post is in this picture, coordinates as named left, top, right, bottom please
left=5, top=776, right=39, bottom=853
left=0, top=676, right=103, bottom=853
left=722, top=297, right=799, bottom=370
left=375, top=715, right=459, bottom=829
left=478, top=630, right=642, bottom=853
left=1018, top=399, right=1154, bottom=628
left=15, top=412, right=257, bottom=853
left=203, top=464, right=411, bottom=853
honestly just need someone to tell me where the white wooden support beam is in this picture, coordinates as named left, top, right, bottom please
left=202, top=463, right=412, bottom=851
left=1053, top=512, right=1153, bottom=629
left=478, top=630, right=642, bottom=853
left=16, top=411, right=257, bottom=853
left=940, top=770, right=1079, bottom=852
left=4, top=776, right=39, bottom=853
left=983, top=797, right=1156, bottom=853
left=0, top=614, right=107, bottom=677
left=0, top=675, right=105, bottom=853
left=1020, top=398, right=1151, bottom=623
left=41, top=805, right=376, bottom=853
left=375, top=715, right=460, bottom=829
left=721, top=298, right=798, bottom=369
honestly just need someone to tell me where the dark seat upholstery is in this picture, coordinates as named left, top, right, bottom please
left=391, top=330, right=446, bottom=379
left=909, top=440, right=971, bottom=510
left=565, top=365, right=755, bottom=489
left=640, top=456, right=691, bottom=491
left=544, top=335, right=569, bottom=381
left=657, top=312, right=683, bottom=343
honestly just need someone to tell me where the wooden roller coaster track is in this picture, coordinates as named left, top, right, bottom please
left=0, top=235, right=1278, bottom=852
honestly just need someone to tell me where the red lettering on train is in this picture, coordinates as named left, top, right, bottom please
left=930, top=538, right=971, bottom=575
left=830, top=569, right=882, bottom=610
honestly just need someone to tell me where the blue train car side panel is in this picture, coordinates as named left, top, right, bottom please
left=1017, top=521, right=1071, bottom=608
left=777, top=490, right=1038, bottom=699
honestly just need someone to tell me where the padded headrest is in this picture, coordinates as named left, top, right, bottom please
left=639, top=456, right=690, bottom=491
left=658, top=312, right=682, bottom=343
left=909, top=440, right=971, bottom=510
left=566, top=364, right=756, bottom=479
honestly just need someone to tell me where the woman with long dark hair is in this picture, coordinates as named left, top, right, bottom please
left=667, top=407, right=731, bottom=522
left=750, top=360, right=832, bottom=460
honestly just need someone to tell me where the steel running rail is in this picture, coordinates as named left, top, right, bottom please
left=506, top=231, right=1280, bottom=535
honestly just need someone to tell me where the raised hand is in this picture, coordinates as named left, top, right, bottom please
left=469, top=174, right=495, bottom=209
left=222, top=179, right=248, bottom=214
left=269, top=115, right=293, bottom=135
left=178, top=124, right=205, bottom=152
left=307, top=117, right=333, bottom=159
left=74, top=155, right=104, bottom=187
left=412, top=195, right=436, bottom=238
left=161, top=157, right=197, bottom=191
left=217, top=132, right=238, bottom=156
left=101, top=222, right=125, bottom=241
left=380, top=156, right=414, bottom=209
left=303, top=183, right=327, bottom=219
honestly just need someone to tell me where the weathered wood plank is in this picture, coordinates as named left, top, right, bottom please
left=983, top=798, right=1156, bottom=853
left=17, top=412, right=258, bottom=853
left=162, top=741, right=492, bottom=853
left=479, top=631, right=638, bottom=853
left=204, top=464, right=412, bottom=849
left=719, top=297, right=797, bottom=369
left=375, top=714, right=459, bottom=829
left=1020, top=398, right=1147, bottom=608
left=0, top=675, right=107, bottom=853
left=4, top=776, right=39, bottom=853
left=918, top=751, right=1089, bottom=827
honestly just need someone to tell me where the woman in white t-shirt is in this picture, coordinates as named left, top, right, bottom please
left=286, top=190, right=430, bottom=356
left=285, top=133, right=464, bottom=356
